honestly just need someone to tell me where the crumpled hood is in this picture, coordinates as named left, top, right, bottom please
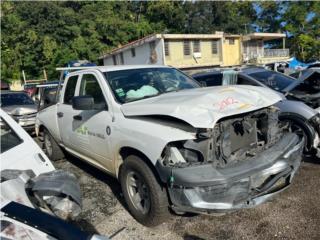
left=2, top=105, right=37, bottom=116
left=121, top=85, right=282, bottom=128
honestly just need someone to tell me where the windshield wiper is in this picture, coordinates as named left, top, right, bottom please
left=164, top=88, right=180, bottom=93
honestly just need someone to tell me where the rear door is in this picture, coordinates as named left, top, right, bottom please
left=57, top=74, right=87, bottom=155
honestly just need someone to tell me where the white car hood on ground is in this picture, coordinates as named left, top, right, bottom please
left=121, top=85, right=282, bottom=128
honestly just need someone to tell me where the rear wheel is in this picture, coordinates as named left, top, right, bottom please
left=120, top=155, right=169, bottom=226
left=43, top=129, right=64, bottom=161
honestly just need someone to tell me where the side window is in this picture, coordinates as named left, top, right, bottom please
left=198, top=74, right=223, bottom=87
left=238, top=76, right=259, bottom=86
left=64, top=75, right=78, bottom=104
left=79, top=74, right=107, bottom=110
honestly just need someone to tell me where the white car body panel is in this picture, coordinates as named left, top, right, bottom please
left=121, top=85, right=282, bottom=128
left=1, top=109, right=55, bottom=175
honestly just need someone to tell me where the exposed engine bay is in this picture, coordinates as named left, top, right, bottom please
left=162, top=106, right=289, bottom=167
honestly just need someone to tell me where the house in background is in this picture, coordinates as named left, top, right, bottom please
left=99, top=32, right=289, bottom=70
left=242, top=32, right=289, bottom=64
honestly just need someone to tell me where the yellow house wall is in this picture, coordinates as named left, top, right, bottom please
left=165, top=40, right=222, bottom=68
left=222, top=38, right=242, bottom=66
left=9, top=80, right=24, bottom=91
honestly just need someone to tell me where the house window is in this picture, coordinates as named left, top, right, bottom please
left=112, top=55, right=117, bottom=65
left=229, top=38, right=235, bottom=45
left=193, top=40, right=200, bottom=53
left=211, top=40, right=218, bottom=54
left=131, top=48, right=136, bottom=57
left=183, top=40, right=191, bottom=55
left=164, top=41, right=170, bottom=56
left=120, top=53, right=124, bottom=64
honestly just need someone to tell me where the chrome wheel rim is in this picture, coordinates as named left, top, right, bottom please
left=126, top=171, right=150, bottom=215
left=44, top=134, right=53, bottom=157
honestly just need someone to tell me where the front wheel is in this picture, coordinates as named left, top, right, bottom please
left=120, top=155, right=169, bottom=226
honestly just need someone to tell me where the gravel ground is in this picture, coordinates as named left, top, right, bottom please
left=53, top=155, right=320, bottom=240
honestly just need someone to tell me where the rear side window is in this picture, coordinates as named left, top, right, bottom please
left=195, top=74, right=223, bottom=86
left=79, top=74, right=107, bottom=110
left=237, top=76, right=260, bottom=86
left=64, top=75, right=78, bottom=104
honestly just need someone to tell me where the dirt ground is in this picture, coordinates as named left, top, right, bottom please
left=54, top=155, right=320, bottom=240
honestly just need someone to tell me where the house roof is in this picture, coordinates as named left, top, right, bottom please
left=243, top=32, right=286, bottom=41
left=99, top=34, right=160, bottom=59
left=99, top=32, right=286, bottom=59
left=99, top=33, right=224, bottom=59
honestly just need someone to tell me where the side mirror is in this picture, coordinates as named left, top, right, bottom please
left=72, top=96, right=94, bottom=110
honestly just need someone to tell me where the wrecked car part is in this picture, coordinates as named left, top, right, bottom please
left=1, top=201, right=90, bottom=240
left=309, top=113, right=320, bottom=156
left=0, top=169, right=35, bottom=182
left=1, top=169, right=81, bottom=220
left=161, top=107, right=286, bottom=167
left=156, top=105, right=304, bottom=214
left=27, top=170, right=81, bottom=220
left=1, top=172, right=35, bottom=208
left=157, top=133, right=303, bottom=213
left=46, top=196, right=81, bottom=220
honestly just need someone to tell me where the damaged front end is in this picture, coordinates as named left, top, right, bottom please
left=156, top=106, right=304, bottom=213
left=1, top=169, right=81, bottom=220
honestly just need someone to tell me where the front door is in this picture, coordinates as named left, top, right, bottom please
left=73, top=73, right=113, bottom=172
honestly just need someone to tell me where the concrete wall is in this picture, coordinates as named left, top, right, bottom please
left=164, top=40, right=222, bottom=68
left=222, top=37, right=242, bottom=66
left=103, top=39, right=164, bottom=66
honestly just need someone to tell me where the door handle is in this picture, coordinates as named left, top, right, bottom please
left=57, top=112, right=64, bottom=118
left=73, top=115, right=82, bottom=121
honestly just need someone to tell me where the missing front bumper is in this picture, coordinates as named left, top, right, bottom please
left=162, top=133, right=304, bottom=213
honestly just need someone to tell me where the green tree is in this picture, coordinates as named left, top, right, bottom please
left=283, top=1, right=320, bottom=61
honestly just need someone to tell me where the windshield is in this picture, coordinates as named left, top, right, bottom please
left=248, top=70, right=296, bottom=91
left=104, top=67, right=199, bottom=103
left=1, top=93, right=34, bottom=107
left=0, top=117, right=23, bottom=153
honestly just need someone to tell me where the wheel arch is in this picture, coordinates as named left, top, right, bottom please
left=117, top=146, right=165, bottom=187
left=279, top=112, right=315, bottom=151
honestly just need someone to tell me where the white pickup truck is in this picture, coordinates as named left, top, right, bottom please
left=36, top=65, right=304, bottom=226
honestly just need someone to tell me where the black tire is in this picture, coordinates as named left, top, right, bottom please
left=43, top=129, right=64, bottom=161
left=119, top=155, right=169, bottom=227
left=280, top=115, right=314, bottom=155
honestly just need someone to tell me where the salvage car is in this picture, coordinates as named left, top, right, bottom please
left=36, top=65, right=304, bottom=226
left=1, top=91, right=38, bottom=132
left=0, top=109, right=81, bottom=220
left=289, top=67, right=320, bottom=111
left=193, top=69, right=320, bottom=157
left=243, top=67, right=319, bottom=109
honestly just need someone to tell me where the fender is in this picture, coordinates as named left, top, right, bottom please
left=275, top=100, right=318, bottom=120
